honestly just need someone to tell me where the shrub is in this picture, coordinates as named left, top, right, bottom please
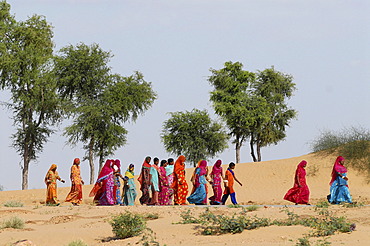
left=315, top=200, right=330, bottom=208
left=1, top=216, right=25, bottom=229
left=227, top=204, right=242, bottom=208
left=177, top=209, right=201, bottom=224
left=310, top=126, right=370, bottom=180
left=67, top=240, right=88, bottom=246
left=109, top=212, right=147, bottom=239
left=3, top=200, right=24, bottom=207
left=245, top=205, right=259, bottom=212
left=143, top=213, right=159, bottom=220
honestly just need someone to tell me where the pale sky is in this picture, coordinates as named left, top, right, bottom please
left=1, top=0, right=369, bottom=190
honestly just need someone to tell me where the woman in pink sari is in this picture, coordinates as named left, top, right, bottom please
left=158, top=160, right=171, bottom=205
left=284, top=160, right=310, bottom=205
left=89, top=159, right=115, bottom=205
left=209, top=159, right=224, bottom=205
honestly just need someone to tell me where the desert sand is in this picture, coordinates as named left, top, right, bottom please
left=0, top=153, right=369, bottom=246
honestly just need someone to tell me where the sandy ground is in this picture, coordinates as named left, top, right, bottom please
left=0, top=153, right=370, bottom=245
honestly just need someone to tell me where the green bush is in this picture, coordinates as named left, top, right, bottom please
left=3, top=200, right=24, bottom=207
left=66, top=240, right=88, bottom=246
left=109, top=212, right=147, bottom=239
left=1, top=216, right=25, bottom=229
left=310, top=126, right=370, bottom=180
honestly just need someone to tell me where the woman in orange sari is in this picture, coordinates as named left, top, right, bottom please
left=65, top=158, right=84, bottom=206
left=172, top=155, right=188, bottom=205
left=45, top=164, right=65, bottom=205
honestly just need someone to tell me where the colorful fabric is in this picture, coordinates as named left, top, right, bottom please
left=89, top=160, right=115, bottom=205
left=150, top=165, right=160, bottom=192
left=165, top=164, right=174, bottom=204
left=65, top=163, right=83, bottom=204
left=173, top=155, right=188, bottom=205
left=329, top=156, right=347, bottom=185
left=328, top=172, right=352, bottom=204
left=187, top=162, right=208, bottom=205
left=45, top=164, right=61, bottom=204
left=138, top=159, right=151, bottom=205
left=224, top=168, right=235, bottom=194
left=123, top=165, right=137, bottom=206
left=114, top=175, right=123, bottom=205
left=283, top=160, right=310, bottom=204
left=158, top=166, right=171, bottom=205
left=209, top=160, right=223, bottom=204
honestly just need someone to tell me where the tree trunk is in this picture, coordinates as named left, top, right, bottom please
left=22, top=147, right=30, bottom=190
left=88, top=138, right=95, bottom=184
left=250, top=136, right=257, bottom=162
left=257, top=141, right=262, bottom=162
left=235, top=141, right=241, bottom=164
left=98, top=150, right=104, bottom=173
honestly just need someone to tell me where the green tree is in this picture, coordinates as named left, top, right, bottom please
left=0, top=2, right=62, bottom=189
left=55, top=43, right=157, bottom=183
left=251, top=67, right=297, bottom=161
left=208, top=62, right=296, bottom=163
left=161, top=109, right=229, bottom=166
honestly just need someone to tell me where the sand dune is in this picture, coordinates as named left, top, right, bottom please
left=0, top=153, right=369, bottom=245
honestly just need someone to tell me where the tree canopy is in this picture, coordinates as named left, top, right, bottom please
left=0, top=1, right=62, bottom=189
left=55, top=43, right=157, bottom=183
left=208, top=61, right=297, bottom=163
left=161, top=109, right=229, bottom=166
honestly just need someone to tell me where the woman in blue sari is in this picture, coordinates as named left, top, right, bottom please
left=187, top=160, right=209, bottom=205
left=123, top=164, right=137, bottom=206
left=327, top=156, right=352, bottom=204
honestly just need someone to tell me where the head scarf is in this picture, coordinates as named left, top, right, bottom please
left=174, top=155, right=186, bottom=174
left=296, top=160, right=307, bottom=177
left=125, top=164, right=135, bottom=179
left=73, top=158, right=80, bottom=165
left=330, top=156, right=347, bottom=185
left=198, top=160, right=207, bottom=176
left=114, top=159, right=121, bottom=172
left=211, top=159, right=222, bottom=175
left=97, top=159, right=114, bottom=180
left=45, top=164, right=58, bottom=183
left=142, top=156, right=151, bottom=168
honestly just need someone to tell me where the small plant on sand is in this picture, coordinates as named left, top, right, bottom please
left=143, top=213, right=159, bottom=220
left=306, top=164, right=319, bottom=177
left=109, top=211, right=147, bottom=239
left=3, top=200, right=23, bottom=207
left=315, top=200, right=330, bottom=208
left=227, top=204, right=242, bottom=208
left=340, top=201, right=364, bottom=208
left=177, top=209, right=201, bottom=224
left=296, top=236, right=310, bottom=246
left=67, top=239, right=88, bottom=246
left=1, top=216, right=25, bottom=229
left=245, top=205, right=259, bottom=212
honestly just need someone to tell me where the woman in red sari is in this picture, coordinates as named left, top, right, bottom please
left=284, top=160, right=310, bottom=205
left=89, top=159, right=115, bottom=205
left=65, top=158, right=84, bottom=205
left=209, top=159, right=224, bottom=205
left=173, top=155, right=188, bottom=205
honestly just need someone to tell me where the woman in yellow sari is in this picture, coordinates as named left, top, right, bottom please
left=65, top=158, right=84, bottom=205
left=45, top=164, right=65, bottom=205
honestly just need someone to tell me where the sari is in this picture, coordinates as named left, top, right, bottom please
left=165, top=164, right=174, bottom=205
left=123, top=164, right=137, bottom=206
left=284, top=160, right=310, bottom=204
left=209, top=159, right=223, bottom=205
left=173, top=155, right=188, bottom=205
left=158, top=166, right=171, bottom=205
left=113, top=159, right=123, bottom=205
left=138, top=157, right=151, bottom=205
left=149, top=164, right=160, bottom=205
left=89, top=159, right=115, bottom=205
left=328, top=156, right=352, bottom=204
left=187, top=160, right=208, bottom=205
left=65, top=158, right=83, bottom=205
left=45, top=164, right=62, bottom=205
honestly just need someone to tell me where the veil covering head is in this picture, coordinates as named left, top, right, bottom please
left=97, top=160, right=114, bottom=180
left=174, top=155, right=186, bottom=174
left=45, top=164, right=58, bottom=183
left=330, top=156, right=347, bottom=185
left=211, top=159, right=222, bottom=175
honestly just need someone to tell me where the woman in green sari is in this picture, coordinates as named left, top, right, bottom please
left=123, top=164, right=137, bottom=206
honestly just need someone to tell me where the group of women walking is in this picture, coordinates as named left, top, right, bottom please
left=283, top=156, right=352, bottom=205
left=44, top=155, right=352, bottom=206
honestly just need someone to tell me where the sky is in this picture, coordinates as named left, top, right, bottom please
left=1, top=0, right=369, bottom=190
